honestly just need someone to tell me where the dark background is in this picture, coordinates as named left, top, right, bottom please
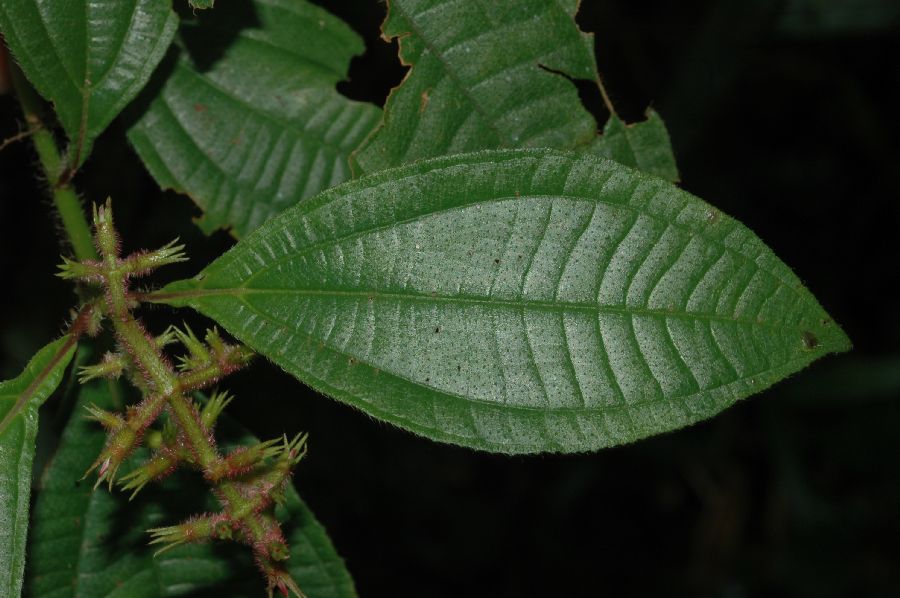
left=2, top=1, right=899, bottom=596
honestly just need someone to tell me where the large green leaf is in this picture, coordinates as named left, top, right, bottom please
left=27, top=382, right=356, bottom=598
left=0, top=0, right=177, bottom=167
left=0, top=336, right=77, bottom=598
left=351, top=0, right=599, bottom=174
left=127, top=0, right=381, bottom=238
left=153, top=149, right=850, bottom=454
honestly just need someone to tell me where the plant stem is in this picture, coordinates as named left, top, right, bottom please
left=9, top=64, right=97, bottom=261
left=91, top=204, right=284, bottom=562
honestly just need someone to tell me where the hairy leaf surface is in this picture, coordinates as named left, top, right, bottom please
left=128, top=0, right=381, bottom=237
left=0, top=336, right=77, bottom=598
left=28, top=382, right=356, bottom=598
left=352, top=0, right=599, bottom=174
left=0, top=0, right=177, bottom=167
left=156, top=150, right=850, bottom=454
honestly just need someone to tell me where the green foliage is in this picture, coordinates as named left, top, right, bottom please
left=154, top=149, right=849, bottom=453
left=1, top=0, right=856, bottom=595
left=587, top=110, right=680, bottom=182
left=128, top=0, right=381, bottom=237
left=0, top=0, right=177, bottom=168
left=27, top=381, right=356, bottom=598
left=0, top=336, right=77, bottom=598
left=352, top=0, right=597, bottom=173
left=352, top=0, right=679, bottom=182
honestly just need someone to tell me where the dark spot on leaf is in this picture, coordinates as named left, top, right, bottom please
left=193, top=103, right=206, bottom=113
left=494, top=258, right=501, bottom=264
left=434, top=326, right=440, bottom=333
left=425, top=377, right=430, bottom=382
left=457, top=365, right=461, bottom=372
left=348, top=357, right=356, bottom=365
left=801, top=331, right=819, bottom=350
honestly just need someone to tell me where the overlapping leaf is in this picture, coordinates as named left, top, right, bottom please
left=0, top=0, right=178, bottom=167
left=352, top=0, right=599, bottom=174
left=0, top=336, right=77, bottom=598
left=153, top=149, right=850, bottom=454
left=28, top=382, right=356, bottom=598
left=128, top=0, right=381, bottom=237
left=587, top=110, right=679, bottom=182
left=351, top=0, right=679, bottom=182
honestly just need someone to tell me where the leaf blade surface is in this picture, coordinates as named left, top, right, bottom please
left=127, top=0, right=381, bottom=237
left=0, top=336, right=77, bottom=598
left=156, top=149, right=850, bottom=453
left=351, top=0, right=600, bottom=174
left=0, top=0, right=178, bottom=166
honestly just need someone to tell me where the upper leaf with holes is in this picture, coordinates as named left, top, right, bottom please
left=153, top=149, right=850, bottom=454
left=0, top=0, right=178, bottom=168
left=352, top=0, right=601, bottom=174
left=128, top=0, right=381, bottom=237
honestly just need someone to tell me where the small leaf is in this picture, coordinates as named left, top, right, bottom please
left=153, top=149, right=850, bottom=454
left=351, top=0, right=600, bottom=174
left=0, top=336, right=77, bottom=598
left=27, top=382, right=356, bottom=598
left=0, top=0, right=178, bottom=167
left=128, top=0, right=381, bottom=237
left=586, top=110, right=680, bottom=182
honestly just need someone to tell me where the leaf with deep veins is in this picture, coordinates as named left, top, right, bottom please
left=0, top=336, right=77, bottom=598
left=0, top=0, right=178, bottom=168
left=351, top=0, right=680, bottom=182
left=352, top=0, right=599, bottom=174
left=154, top=149, right=850, bottom=454
left=128, top=0, right=381, bottom=237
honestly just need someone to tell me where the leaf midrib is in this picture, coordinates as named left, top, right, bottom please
left=153, top=286, right=815, bottom=335
left=220, top=288, right=820, bottom=421
left=0, top=335, right=76, bottom=435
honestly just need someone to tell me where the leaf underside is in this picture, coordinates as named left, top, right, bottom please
left=128, top=0, right=381, bottom=238
left=27, top=382, right=357, bottom=598
left=156, top=149, right=850, bottom=454
left=0, top=336, right=77, bottom=598
left=0, top=0, right=177, bottom=167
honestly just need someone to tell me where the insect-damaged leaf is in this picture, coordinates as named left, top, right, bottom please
left=154, top=149, right=850, bottom=454
left=586, top=110, right=680, bottom=182
left=0, top=336, right=77, bottom=598
left=128, top=0, right=381, bottom=238
left=27, top=382, right=357, bottom=598
left=352, top=0, right=679, bottom=181
left=0, top=0, right=177, bottom=168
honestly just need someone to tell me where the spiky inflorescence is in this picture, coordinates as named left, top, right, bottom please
left=62, top=199, right=307, bottom=596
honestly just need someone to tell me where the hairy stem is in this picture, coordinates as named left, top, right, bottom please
left=9, top=64, right=97, bottom=261
left=91, top=204, right=285, bottom=566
